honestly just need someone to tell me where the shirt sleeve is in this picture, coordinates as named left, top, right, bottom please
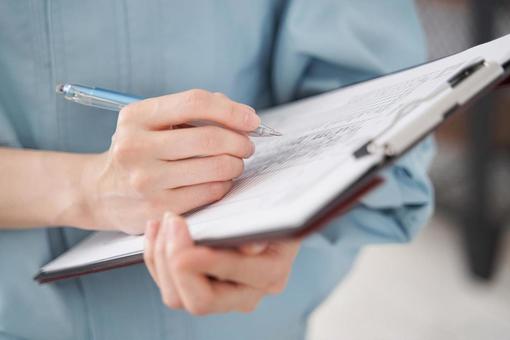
left=271, top=0, right=435, bottom=248
left=0, top=106, right=21, bottom=148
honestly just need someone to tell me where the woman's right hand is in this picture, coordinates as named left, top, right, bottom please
left=79, top=89, right=259, bottom=234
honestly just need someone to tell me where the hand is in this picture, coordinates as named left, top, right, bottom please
left=79, top=90, right=259, bottom=234
left=144, top=212, right=301, bottom=315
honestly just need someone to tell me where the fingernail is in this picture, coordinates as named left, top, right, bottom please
left=243, top=107, right=260, bottom=129
left=247, top=139, right=256, bottom=157
left=250, top=242, right=268, bottom=254
left=163, top=211, right=179, bottom=240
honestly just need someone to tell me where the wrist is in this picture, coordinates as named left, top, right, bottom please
left=49, top=152, right=103, bottom=229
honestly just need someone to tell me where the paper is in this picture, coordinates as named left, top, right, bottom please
left=39, top=34, right=510, bottom=276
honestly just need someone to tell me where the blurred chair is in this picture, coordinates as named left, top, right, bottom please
left=416, top=0, right=510, bottom=280
left=464, top=0, right=509, bottom=279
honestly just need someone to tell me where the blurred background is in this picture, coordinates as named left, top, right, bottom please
left=308, top=1, right=510, bottom=339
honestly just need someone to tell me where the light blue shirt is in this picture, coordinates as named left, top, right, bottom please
left=0, top=1, right=434, bottom=339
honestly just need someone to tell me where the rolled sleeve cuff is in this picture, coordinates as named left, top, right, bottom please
left=303, top=137, right=436, bottom=250
left=0, top=111, right=21, bottom=148
left=361, top=137, right=436, bottom=209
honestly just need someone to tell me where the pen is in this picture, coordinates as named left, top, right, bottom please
left=56, top=83, right=282, bottom=137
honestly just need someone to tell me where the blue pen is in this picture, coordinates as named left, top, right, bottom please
left=56, top=83, right=282, bottom=137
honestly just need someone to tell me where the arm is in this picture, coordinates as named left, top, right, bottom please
left=0, top=90, right=259, bottom=233
left=0, top=148, right=93, bottom=229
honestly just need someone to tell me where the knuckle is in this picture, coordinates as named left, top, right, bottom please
left=225, top=102, right=236, bottom=121
left=111, top=131, right=144, bottom=163
left=213, top=92, right=235, bottom=118
left=129, top=171, right=152, bottom=193
left=183, top=89, right=210, bottom=108
left=111, top=139, right=132, bottom=162
left=117, top=105, right=136, bottom=126
left=198, top=127, right=219, bottom=151
left=213, top=91, right=228, bottom=99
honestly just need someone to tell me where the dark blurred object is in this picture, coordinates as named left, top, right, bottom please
left=416, top=0, right=510, bottom=280
left=465, top=0, right=508, bottom=280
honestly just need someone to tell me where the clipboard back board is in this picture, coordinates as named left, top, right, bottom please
left=35, top=50, right=510, bottom=284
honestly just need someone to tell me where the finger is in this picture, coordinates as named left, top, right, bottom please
left=163, top=211, right=194, bottom=252
left=156, top=212, right=196, bottom=309
left=154, top=213, right=182, bottom=308
left=128, top=155, right=241, bottom=194
left=120, top=90, right=260, bottom=132
left=171, top=252, right=264, bottom=314
left=171, top=261, right=214, bottom=315
left=165, top=181, right=233, bottom=214
left=150, top=126, right=255, bottom=160
left=209, top=282, right=265, bottom=313
left=213, top=241, right=301, bottom=290
left=163, top=215, right=215, bottom=315
left=143, top=220, right=161, bottom=283
left=178, top=247, right=287, bottom=291
left=155, top=154, right=244, bottom=189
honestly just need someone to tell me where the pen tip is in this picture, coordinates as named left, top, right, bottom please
left=55, top=84, right=65, bottom=94
left=266, top=127, right=283, bottom=137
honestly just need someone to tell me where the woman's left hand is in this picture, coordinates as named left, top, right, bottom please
left=144, top=212, right=301, bottom=315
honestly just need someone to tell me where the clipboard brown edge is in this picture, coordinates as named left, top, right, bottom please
left=35, top=59, right=510, bottom=284
left=34, top=173, right=384, bottom=284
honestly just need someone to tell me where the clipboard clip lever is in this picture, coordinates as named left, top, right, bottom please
left=354, top=58, right=495, bottom=160
left=447, top=58, right=486, bottom=88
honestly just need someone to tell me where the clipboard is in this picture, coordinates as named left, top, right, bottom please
left=35, top=35, right=510, bottom=284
